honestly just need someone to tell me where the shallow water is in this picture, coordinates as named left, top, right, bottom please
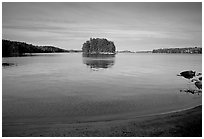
left=2, top=53, right=202, bottom=124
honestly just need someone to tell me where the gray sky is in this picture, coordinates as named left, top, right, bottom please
left=2, top=2, right=202, bottom=51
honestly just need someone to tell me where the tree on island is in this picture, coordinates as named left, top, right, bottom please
left=82, top=38, right=116, bottom=54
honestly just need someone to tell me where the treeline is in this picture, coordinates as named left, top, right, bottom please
left=2, top=39, right=69, bottom=57
left=152, top=47, right=202, bottom=54
left=82, top=38, right=116, bottom=54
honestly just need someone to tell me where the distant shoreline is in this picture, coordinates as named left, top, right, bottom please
left=2, top=39, right=202, bottom=57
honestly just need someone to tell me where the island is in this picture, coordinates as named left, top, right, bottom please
left=82, top=38, right=116, bottom=54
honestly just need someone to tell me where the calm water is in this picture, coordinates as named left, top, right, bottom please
left=2, top=53, right=202, bottom=124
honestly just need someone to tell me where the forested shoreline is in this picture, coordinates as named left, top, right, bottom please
left=2, top=39, right=201, bottom=57
left=152, top=47, right=202, bottom=54
left=2, top=39, right=70, bottom=57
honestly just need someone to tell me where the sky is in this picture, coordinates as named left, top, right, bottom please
left=2, top=2, right=202, bottom=51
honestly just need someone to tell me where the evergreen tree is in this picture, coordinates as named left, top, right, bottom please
left=82, top=38, right=116, bottom=54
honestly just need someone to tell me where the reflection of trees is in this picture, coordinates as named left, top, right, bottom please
left=82, top=54, right=115, bottom=70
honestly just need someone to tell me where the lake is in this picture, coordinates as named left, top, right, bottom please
left=2, top=53, right=202, bottom=125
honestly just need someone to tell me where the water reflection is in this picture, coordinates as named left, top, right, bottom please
left=2, top=63, right=17, bottom=68
left=82, top=53, right=115, bottom=70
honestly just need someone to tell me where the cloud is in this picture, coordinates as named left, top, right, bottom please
left=2, top=2, right=202, bottom=50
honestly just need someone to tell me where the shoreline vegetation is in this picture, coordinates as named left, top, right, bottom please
left=152, top=47, right=202, bottom=54
left=2, top=39, right=202, bottom=57
left=2, top=39, right=82, bottom=57
left=120, top=47, right=202, bottom=54
left=3, top=105, right=202, bottom=137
